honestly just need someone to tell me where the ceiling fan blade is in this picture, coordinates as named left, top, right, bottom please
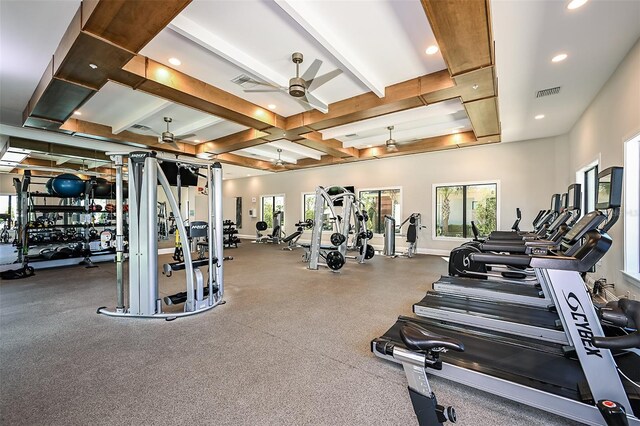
left=306, top=69, right=342, bottom=91
left=167, top=141, right=181, bottom=150
left=298, top=92, right=326, bottom=110
left=301, top=58, right=323, bottom=82
left=174, top=133, right=196, bottom=140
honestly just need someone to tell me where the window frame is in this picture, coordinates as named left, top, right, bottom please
left=576, top=157, right=600, bottom=215
left=260, top=193, right=285, bottom=228
left=357, top=186, right=402, bottom=235
left=623, top=131, right=640, bottom=285
left=301, top=192, right=315, bottom=221
left=431, top=180, right=501, bottom=241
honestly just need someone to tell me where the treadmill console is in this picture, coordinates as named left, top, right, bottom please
left=566, top=183, right=581, bottom=210
left=596, top=167, right=623, bottom=209
left=550, top=193, right=561, bottom=212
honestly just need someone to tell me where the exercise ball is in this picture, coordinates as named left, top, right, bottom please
left=45, top=178, right=56, bottom=195
left=93, top=178, right=112, bottom=198
left=52, top=173, right=84, bottom=198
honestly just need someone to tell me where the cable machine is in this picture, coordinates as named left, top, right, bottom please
left=98, top=151, right=224, bottom=319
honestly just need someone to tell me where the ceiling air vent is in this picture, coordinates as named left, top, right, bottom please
left=131, top=124, right=153, bottom=131
left=536, top=86, right=561, bottom=98
left=231, top=74, right=259, bottom=89
left=345, top=133, right=358, bottom=137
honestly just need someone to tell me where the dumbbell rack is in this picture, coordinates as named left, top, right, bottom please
left=13, top=174, right=122, bottom=271
left=223, top=220, right=240, bottom=249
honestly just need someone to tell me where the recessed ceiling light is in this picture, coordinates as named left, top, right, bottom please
left=552, top=53, right=568, bottom=63
left=89, top=63, right=98, bottom=69
left=194, top=139, right=201, bottom=143
left=73, top=111, right=82, bottom=116
left=535, top=114, right=545, bottom=120
left=567, top=0, right=588, bottom=10
left=425, top=45, right=439, bottom=55
left=168, top=57, right=181, bottom=66
left=472, top=84, right=479, bottom=90
left=247, top=174, right=251, bottom=177
left=268, top=104, right=277, bottom=110
left=452, top=129, right=460, bottom=134
left=366, top=145, right=373, bottom=148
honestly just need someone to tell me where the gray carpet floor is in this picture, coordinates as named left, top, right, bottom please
left=0, top=242, right=578, bottom=425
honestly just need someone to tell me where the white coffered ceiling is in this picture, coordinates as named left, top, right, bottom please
left=0, top=0, right=639, bottom=177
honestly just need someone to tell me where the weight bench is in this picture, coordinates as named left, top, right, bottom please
left=162, top=257, right=218, bottom=307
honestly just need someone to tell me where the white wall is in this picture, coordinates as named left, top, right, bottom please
left=564, top=38, right=640, bottom=298
left=223, top=135, right=567, bottom=254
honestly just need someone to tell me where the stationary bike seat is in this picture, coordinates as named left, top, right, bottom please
left=400, top=322, right=465, bottom=353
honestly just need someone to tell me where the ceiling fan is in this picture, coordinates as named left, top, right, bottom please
left=386, top=126, right=398, bottom=151
left=272, top=149, right=285, bottom=167
left=130, top=117, right=195, bottom=150
left=244, top=52, right=342, bottom=111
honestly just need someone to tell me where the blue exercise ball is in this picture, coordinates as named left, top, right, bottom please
left=52, top=173, right=85, bottom=198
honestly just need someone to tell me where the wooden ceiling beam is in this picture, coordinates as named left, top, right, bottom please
left=196, top=129, right=269, bottom=155
left=8, top=137, right=110, bottom=162
left=464, top=97, right=500, bottom=138
left=297, top=132, right=360, bottom=158
left=420, top=0, right=492, bottom=76
left=60, top=118, right=196, bottom=155
left=359, top=132, right=475, bottom=159
left=214, top=153, right=277, bottom=172
left=23, top=0, right=191, bottom=130
left=284, top=70, right=455, bottom=132
left=111, top=55, right=287, bottom=131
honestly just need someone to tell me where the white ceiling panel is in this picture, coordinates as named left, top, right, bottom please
left=274, top=0, right=445, bottom=89
left=493, top=0, right=640, bottom=143
left=269, top=139, right=323, bottom=160
left=76, top=82, right=170, bottom=129
left=140, top=28, right=310, bottom=117
left=220, top=163, right=271, bottom=179
left=320, top=99, right=470, bottom=148
left=190, top=121, right=249, bottom=143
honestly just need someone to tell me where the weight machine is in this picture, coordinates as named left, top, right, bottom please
left=305, top=186, right=375, bottom=271
left=98, top=151, right=224, bottom=319
left=383, top=213, right=425, bottom=258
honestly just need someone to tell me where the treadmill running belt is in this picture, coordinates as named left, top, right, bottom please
left=414, top=292, right=561, bottom=330
left=434, top=275, right=543, bottom=298
left=378, top=316, right=584, bottom=401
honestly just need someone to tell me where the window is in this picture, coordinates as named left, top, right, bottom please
left=624, top=133, right=640, bottom=282
left=302, top=192, right=335, bottom=231
left=303, top=193, right=316, bottom=221
left=576, top=160, right=599, bottom=214
left=261, top=195, right=284, bottom=228
left=434, top=182, right=498, bottom=238
left=358, top=188, right=401, bottom=234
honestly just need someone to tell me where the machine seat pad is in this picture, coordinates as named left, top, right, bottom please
left=400, top=322, right=464, bottom=352
left=406, top=225, right=417, bottom=243
left=282, top=231, right=302, bottom=243
left=166, top=258, right=217, bottom=271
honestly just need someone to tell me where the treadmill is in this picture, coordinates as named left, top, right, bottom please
left=488, top=193, right=562, bottom=240
left=414, top=185, right=586, bottom=343
left=371, top=167, right=640, bottom=425
left=433, top=208, right=605, bottom=307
